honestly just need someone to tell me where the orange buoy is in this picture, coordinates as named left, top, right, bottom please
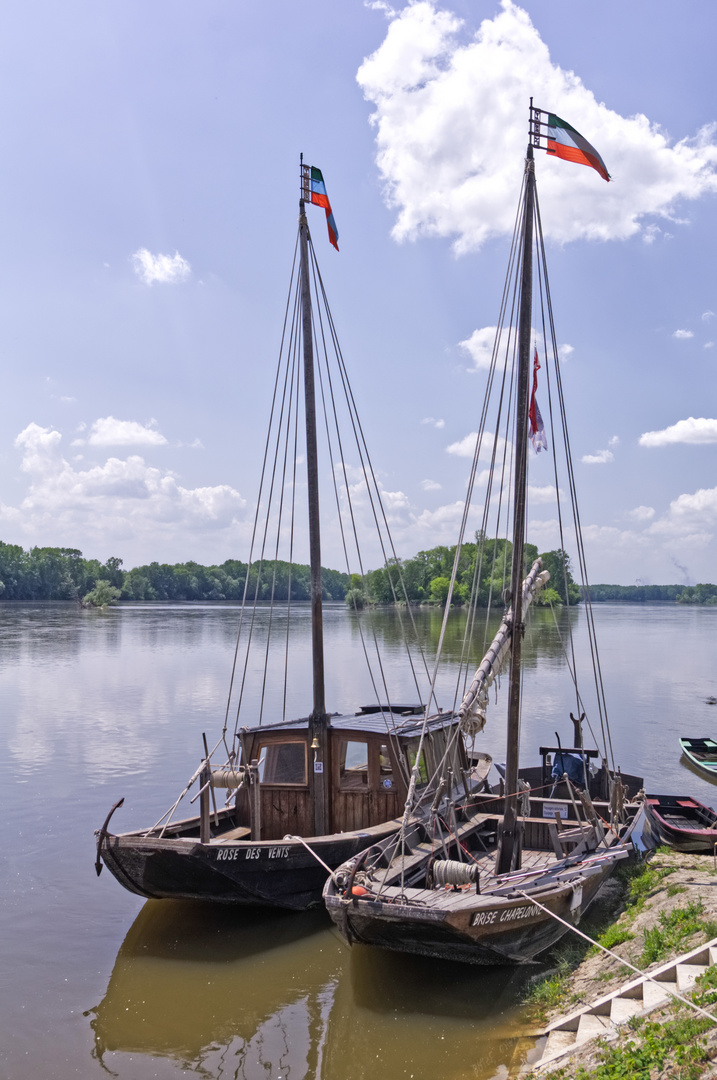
left=351, top=885, right=370, bottom=897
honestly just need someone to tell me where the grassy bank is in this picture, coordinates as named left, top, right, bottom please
left=522, top=850, right=717, bottom=1077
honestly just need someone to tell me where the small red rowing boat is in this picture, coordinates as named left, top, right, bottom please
left=644, top=793, right=717, bottom=853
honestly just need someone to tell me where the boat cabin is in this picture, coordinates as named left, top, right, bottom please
left=221, top=707, right=467, bottom=842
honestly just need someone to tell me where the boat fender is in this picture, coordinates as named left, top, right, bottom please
left=351, top=885, right=371, bottom=897
left=569, top=880, right=583, bottom=915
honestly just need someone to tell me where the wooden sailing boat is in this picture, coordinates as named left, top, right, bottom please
left=95, top=161, right=491, bottom=909
left=324, top=110, right=645, bottom=962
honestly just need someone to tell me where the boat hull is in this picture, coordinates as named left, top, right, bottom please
left=100, top=821, right=402, bottom=909
left=325, top=858, right=614, bottom=965
left=679, top=738, right=717, bottom=783
left=644, top=794, right=717, bottom=854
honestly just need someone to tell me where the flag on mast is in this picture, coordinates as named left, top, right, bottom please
left=307, top=166, right=339, bottom=251
left=529, top=348, right=548, bottom=453
left=546, top=114, right=610, bottom=182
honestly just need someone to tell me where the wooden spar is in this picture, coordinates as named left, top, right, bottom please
left=458, top=561, right=548, bottom=729
left=496, top=144, right=536, bottom=876
left=299, top=183, right=329, bottom=836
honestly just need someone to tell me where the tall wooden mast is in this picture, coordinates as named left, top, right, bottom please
left=495, top=143, right=535, bottom=875
left=299, top=158, right=329, bottom=835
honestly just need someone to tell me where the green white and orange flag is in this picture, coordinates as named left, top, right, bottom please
left=546, top=114, right=610, bottom=182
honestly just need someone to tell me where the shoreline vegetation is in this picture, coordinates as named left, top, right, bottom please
left=0, top=539, right=715, bottom=608
left=524, top=849, right=717, bottom=1079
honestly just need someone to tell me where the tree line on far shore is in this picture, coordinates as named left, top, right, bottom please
left=586, top=582, right=717, bottom=604
left=0, top=539, right=715, bottom=607
left=351, top=539, right=579, bottom=608
left=0, top=542, right=349, bottom=604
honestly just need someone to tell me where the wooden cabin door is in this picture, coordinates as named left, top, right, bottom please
left=332, top=737, right=371, bottom=832
left=331, top=736, right=403, bottom=832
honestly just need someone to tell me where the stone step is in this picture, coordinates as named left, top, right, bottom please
left=676, top=962, right=708, bottom=991
left=542, top=1029, right=579, bottom=1057
left=575, top=1013, right=612, bottom=1043
left=609, top=996, right=643, bottom=1024
left=642, top=979, right=675, bottom=1009
left=527, top=936, right=717, bottom=1075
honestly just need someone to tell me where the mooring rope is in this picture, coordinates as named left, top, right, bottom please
left=515, top=887, right=717, bottom=1027
left=283, top=834, right=338, bottom=885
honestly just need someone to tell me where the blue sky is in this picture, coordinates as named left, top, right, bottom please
left=1, top=0, right=716, bottom=585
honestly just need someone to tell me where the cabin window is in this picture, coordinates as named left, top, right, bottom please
left=378, top=743, right=396, bottom=791
left=338, top=739, right=369, bottom=791
left=406, top=742, right=429, bottom=786
left=257, top=741, right=307, bottom=785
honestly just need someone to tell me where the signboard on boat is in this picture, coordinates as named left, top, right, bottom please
left=542, top=802, right=570, bottom=820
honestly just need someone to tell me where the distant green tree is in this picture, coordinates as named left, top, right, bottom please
left=538, top=549, right=581, bottom=605
left=83, top=580, right=122, bottom=607
left=429, top=576, right=452, bottom=604
left=535, top=586, right=563, bottom=607
left=102, top=556, right=125, bottom=588
left=345, top=587, right=366, bottom=610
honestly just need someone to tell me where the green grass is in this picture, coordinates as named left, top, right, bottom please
left=594, top=924, right=635, bottom=951
left=524, top=853, right=717, bottom=1025
left=641, top=900, right=713, bottom=967
left=523, top=959, right=572, bottom=1013
left=666, top=883, right=687, bottom=897
left=535, top=1010, right=714, bottom=1080
left=617, top=858, right=676, bottom=914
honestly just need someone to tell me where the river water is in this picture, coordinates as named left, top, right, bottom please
left=2, top=600, right=717, bottom=1079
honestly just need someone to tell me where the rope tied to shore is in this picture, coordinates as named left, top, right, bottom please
left=515, top=886, right=717, bottom=1028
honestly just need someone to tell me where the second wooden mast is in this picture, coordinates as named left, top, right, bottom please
left=299, top=163, right=329, bottom=836
left=495, top=143, right=536, bottom=876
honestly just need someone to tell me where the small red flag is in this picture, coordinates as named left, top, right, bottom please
left=529, top=349, right=548, bottom=453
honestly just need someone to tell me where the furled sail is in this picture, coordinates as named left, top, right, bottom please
left=458, top=559, right=549, bottom=735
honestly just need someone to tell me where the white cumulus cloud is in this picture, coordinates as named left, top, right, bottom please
left=460, top=325, right=571, bottom=372
left=84, top=416, right=168, bottom=447
left=421, top=416, right=445, bottom=428
left=629, top=505, right=655, bottom=522
left=673, top=329, right=694, bottom=339
left=639, top=417, right=717, bottom=447
left=459, top=327, right=498, bottom=371
left=528, top=484, right=559, bottom=504
left=581, top=449, right=614, bottom=465
left=3, top=423, right=246, bottom=558
left=446, top=432, right=478, bottom=458
left=358, top=0, right=717, bottom=253
left=421, top=478, right=442, bottom=491
left=446, top=430, right=510, bottom=461
left=131, top=248, right=191, bottom=285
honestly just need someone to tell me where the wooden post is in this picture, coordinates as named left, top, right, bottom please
left=199, top=763, right=211, bottom=844
left=249, top=759, right=262, bottom=842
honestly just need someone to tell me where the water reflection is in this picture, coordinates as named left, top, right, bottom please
left=5, top=603, right=578, bottom=788
left=89, top=902, right=541, bottom=1080
left=4, top=602, right=717, bottom=1079
left=89, top=902, right=336, bottom=1077
left=351, top=603, right=579, bottom=669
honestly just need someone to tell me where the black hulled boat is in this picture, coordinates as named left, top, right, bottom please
left=324, top=107, right=644, bottom=962
left=95, top=162, right=491, bottom=908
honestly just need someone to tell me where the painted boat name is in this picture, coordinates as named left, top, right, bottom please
left=215, top=846, right=290, bottom=861
left=471, top=903, right=538, bottom=927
